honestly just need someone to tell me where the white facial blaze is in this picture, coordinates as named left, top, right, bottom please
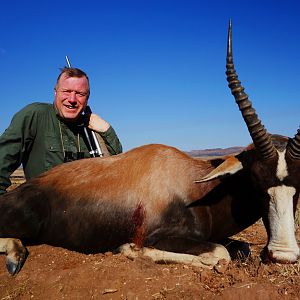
left=276, top=150, right=288, bottom=181
left=267, top=185, right=299, bottom=259
left=266, top=150, right=300, bottom=261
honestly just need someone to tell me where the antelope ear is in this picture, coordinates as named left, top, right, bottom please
left=195, top=156, right=243, bottom=183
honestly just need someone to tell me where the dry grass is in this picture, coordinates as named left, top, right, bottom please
left=0, top=280, right=30, bottom=300
left=8, top=169, right=25, bottom=191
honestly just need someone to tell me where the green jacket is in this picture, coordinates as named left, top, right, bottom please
left=0, top=102, right=122, bottom=194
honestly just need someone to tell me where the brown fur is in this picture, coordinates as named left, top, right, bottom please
left=0, top=144, right=259, bottom=250
left=0, top=142, right=291, bottom=274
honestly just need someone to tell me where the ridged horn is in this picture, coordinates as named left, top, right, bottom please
left=226, top=19, right=277, bottom=160
left=287, top=129, right=300, bottom=160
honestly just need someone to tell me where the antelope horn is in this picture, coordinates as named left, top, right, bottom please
left=226, top=19, right=277, bottom=160
left=287, top=129, right=300, bottom=160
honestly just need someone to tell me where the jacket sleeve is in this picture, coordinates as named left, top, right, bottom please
left=99, top=126, right=123, bottom=155
left=0, top=105, right=37, bottom=194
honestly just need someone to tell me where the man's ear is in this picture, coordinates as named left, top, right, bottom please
left=195, top=156, right=243, bottom=183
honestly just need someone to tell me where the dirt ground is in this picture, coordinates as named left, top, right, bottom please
left=0, top=222, right=299, bottom=299
left=1, top=177, right=299, bottom=299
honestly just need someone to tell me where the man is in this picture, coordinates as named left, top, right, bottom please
left=0, top=67, right=122, bottom=194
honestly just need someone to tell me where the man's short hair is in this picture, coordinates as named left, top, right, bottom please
left=55, top=67, right=90, bottom=94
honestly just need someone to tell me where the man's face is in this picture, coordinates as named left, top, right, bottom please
left=54, top=73, right=90, bottom=121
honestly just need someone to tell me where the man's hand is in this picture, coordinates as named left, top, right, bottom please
left=88, top=113, right=110, bottom=132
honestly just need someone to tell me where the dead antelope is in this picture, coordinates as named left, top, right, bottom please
left=0, top=21, right=299, bottom=275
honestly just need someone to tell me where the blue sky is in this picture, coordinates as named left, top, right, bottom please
left=1, top=0, right=300, bottom=151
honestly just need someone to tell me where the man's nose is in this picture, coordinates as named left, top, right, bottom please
left=69, top=91, right=77, bottom=102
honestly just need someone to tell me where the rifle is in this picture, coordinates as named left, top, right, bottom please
left=65, top=56, right=103, bottom=157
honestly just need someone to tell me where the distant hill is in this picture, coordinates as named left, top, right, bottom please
left=186, top=146, right=245, bottom=158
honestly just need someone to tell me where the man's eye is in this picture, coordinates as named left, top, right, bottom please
left=62, top=90, right=71, bottom=94
left=77, top=92, right=88, bottom=97
left=60, top=90, right=87, bottom=97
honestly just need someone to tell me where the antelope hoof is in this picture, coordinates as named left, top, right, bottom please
left=6, top=250, right=27, bottom=275
left=5, top=240, right=28, bottom=275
